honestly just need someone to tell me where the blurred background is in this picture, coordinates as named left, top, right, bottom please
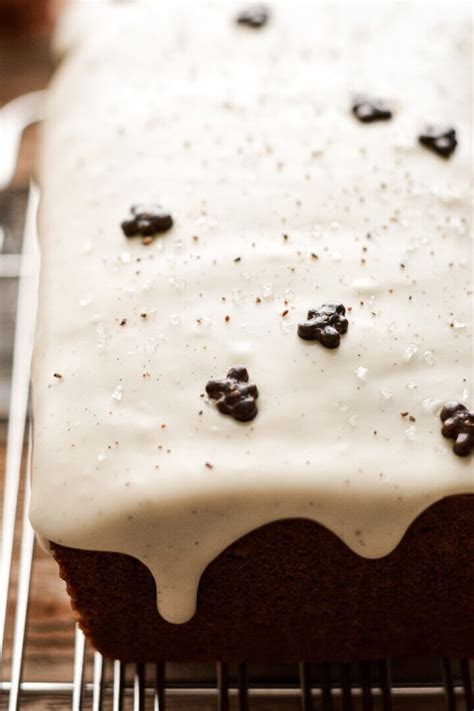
left=0, top=0, right=58, bottom=419
left=0, top=3, right=78, bottom=707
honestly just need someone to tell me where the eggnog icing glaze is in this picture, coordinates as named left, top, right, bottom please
left=30, top=1, right=473, bottom=624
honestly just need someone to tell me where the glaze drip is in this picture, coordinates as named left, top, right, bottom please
left=30, top=1, right=473, bottom=624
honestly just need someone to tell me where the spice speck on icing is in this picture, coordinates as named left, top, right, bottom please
left=236, top=4, right=269, bottom=27
left=419, top=126, right=457, bottom=158
left=352, top=97, right=393, bottom=123
left=298, top=302, right=348, bottom=348
left=206, top=366, right=259, bottom=422
left=440, top=401, right=474, bottom=456
left=121, top=204, right=173, bottom=238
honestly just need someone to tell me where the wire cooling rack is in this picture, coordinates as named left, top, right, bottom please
left=0, top=93, right=473, bottom=711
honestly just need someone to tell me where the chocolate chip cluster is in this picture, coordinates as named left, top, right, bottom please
left=352, top=97, right=393, bottom=123
left=298, top=303, right=349, bottom=349
left=206, top=366, right=259, bottom=422
left=236, top=4, right=269, bottom=28
left=418, top=126, right=457, bottom=158
left=121, top=204, right=173, bottom=238
left=440, top=401, right=474, bottom=457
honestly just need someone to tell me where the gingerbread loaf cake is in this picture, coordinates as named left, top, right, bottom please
left=31, top=1, right=473, bottom=662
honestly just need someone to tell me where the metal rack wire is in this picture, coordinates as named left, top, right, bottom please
left=0, top=93, right=473, bottom=711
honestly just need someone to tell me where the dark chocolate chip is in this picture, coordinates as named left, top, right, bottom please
left=121, top=204, right=173, bottom=238
left=298, top=302, right=348, bottom=349
left=236, top=4, right=269, bottom=28
left=206, top=366, right=259, bottom=422
left=352, top=97, right=393, bottom=123
left=440, top=401, right=474, bottom=456
left=419, top=126, right=457, bottom=158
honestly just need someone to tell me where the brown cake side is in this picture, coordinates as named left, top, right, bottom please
left=50, top=494, right=474, bottom=663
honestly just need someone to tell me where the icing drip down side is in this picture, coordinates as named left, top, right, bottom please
left=30, top=2, right=473, bottom=624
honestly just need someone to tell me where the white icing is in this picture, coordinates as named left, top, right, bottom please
left=30, top=1, right=473, bottom=624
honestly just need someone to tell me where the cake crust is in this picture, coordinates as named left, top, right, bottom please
left=51, top=494, right=474, bottom=662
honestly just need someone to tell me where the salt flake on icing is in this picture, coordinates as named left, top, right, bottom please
left=404, top=426, right=417, bottom=441
left=380, top=388, right=392, bottom=400
left=355, top=366, right=368, bottom=381
left=422, top=397, right=443, bottom=415
left=280, top=320, right=295, bottom=335
left=448, top=216, right=467, bottom=236
left=96, top=323, right=109, bottom=350
left=348, top=413, right=359, bottom=428
left=452, top=320, right=466, bottom=329
left=351, top=277, right=375, bottom=292
left=422, top=350, right=436, bottom=365
left=169, top=277, right=186, bottom=292
left=112, top=384, right=123, bottom=401
left=403, top=344, right=418, bottom=361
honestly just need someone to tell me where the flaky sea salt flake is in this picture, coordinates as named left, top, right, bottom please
left=347, top=413, right=359, bottom=428
left=422, top=350, right=435, bottom=365
left=421, top=397, right=443, bottom=415
left=262, top=283, right=273, bottom=298
left=280, top=320, right=294, bottom=335
left=403, top=344, right=418, bottom=361
left=355, top=366, right=368, bottom=381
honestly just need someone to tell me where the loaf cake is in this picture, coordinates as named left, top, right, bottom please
left=30, top=1, right=473, bottom=662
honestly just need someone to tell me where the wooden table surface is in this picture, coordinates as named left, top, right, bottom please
left=0, top=24, right=468, bottom=711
